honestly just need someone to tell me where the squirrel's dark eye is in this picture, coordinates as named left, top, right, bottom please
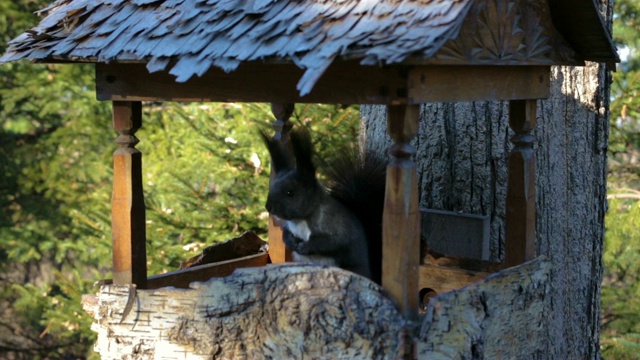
left=286, top=190, right=294, bottom=197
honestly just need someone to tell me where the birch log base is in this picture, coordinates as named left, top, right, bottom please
left=82, top=264, right=405, bottom=360
left=418, top=256, right=551, bottom=359
left=83, top=258, right=550, bottom=360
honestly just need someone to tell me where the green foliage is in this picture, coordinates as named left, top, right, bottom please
left=613, top=0, right=640, bottom=52
left=609, top=0, right=640, bottom=155
left=0, top=5, right=361, bottom=356
left=0, top=59, right=112, bottom=358
left=0, top=2, right=351, bottom=359
left=602, top=1, right=640, bottom=358
left=138, top=103, right=271, bottom=272
left=0, top=5, right=114, bottom=359
left=0, top=47, right=360, bottom=359
left=601, top=195, right=640, bottom=359
left=0, top=1, right=46, bottom=53
left=132, top=102, right=360, bottom=273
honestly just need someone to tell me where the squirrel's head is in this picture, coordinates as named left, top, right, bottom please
left=265, top=169, right=321, bottom=220
left=261, top=127, right=322, bottom=220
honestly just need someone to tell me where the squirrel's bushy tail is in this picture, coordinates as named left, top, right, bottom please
left=324, top=149, right=387, bottom=285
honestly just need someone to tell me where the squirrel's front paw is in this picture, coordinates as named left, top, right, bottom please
left=293, top=241, right=311, bottom=255
left=283, top=230, right=303, bottom=251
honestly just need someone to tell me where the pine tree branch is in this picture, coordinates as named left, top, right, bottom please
left=607, top=193, right=640, bottom=200
left=0, top=126, right=59, bottom=145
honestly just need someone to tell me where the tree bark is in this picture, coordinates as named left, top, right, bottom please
left=363, top=58, right=610, bottom=357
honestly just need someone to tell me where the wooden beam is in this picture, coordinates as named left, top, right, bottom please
left=423, top=252, right=505, bottom=273
left=419, top=253, right=503, bottom=308
left=98, top=63, right=551, bottom=104
left=267, top=216, right=289, bottom=263
left=267, top=103, right=294, bottom=263
left=383, top=104, right=421, bottom=320
left=96, top=62, right=408, bottom=104
left=408, top=66, right=551, bottom=102
left=147, top=253, right=269, bottom=289
left=504, top=99, right=537, bottom=267
left=548, top=1, right=619, bottom=64
left=418, top=264, right=491, bottom=303
left=111, top=101, right=147, bottom=288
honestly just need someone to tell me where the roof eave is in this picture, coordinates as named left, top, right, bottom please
left=548, top=0, right=620, bottom=64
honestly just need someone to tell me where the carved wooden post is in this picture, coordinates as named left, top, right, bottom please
left=112, top=101, right=147, bottom=288
left=267, top=103, right=295, bottom=263
left=383, top=104, right=421, bottom=321
left=505, top=99, right=537, bottom=268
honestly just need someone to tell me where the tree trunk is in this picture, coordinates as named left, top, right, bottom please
left=362, top=5, right=612, bottom=354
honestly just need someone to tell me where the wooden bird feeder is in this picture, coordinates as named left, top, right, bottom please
left=1, top=0, right=618, bottom=358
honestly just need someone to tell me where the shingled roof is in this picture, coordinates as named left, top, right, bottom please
left=0, top=0, right=618, bottom=96
left=0, top=0, right=474, bottom=95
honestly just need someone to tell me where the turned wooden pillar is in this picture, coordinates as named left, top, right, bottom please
left=111, top=101, right=147, bottom=288
left=505, top=99, right=537, bottom=268
left=383, top=104, right=421, bottom=320
left=267, top=103, right=294, bottom=263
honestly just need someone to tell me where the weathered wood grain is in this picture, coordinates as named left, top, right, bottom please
left=83, top=264, right=405, bottom=360
left=96, top=63, right=555, bottom=104
left=96, top=62, right=409, bottom=104
left=417, top=256, right=551, bottom=359
left=536, top=62, right=611, bottom=358
left=83, top=260, right=552, bottom=359
left=407, top=66, right=551, bottom=102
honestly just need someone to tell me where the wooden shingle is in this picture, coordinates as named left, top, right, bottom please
left=0, top=0, right=472, bottom=94
left=0, top=0, right=619, bottom=95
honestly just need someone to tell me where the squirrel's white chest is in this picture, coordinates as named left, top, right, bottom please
left=283, top=219, right=338, bottom=267
left=284, top=220, right=311, bottom=241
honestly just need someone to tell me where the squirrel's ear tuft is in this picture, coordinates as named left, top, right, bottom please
left=289, top=127, right=316, bottom=181
left=259, top=129, right=294, bottom=174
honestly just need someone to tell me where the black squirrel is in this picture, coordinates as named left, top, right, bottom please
left=261, top=127, right=386, bottom=283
